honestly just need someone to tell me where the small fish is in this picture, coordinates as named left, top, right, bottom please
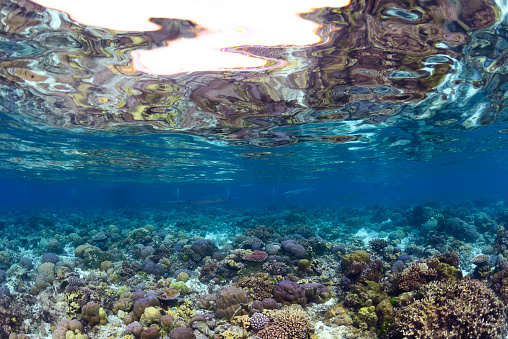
left=281, top=188, right=316, bottom=197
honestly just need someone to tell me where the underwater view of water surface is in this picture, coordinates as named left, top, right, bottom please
left=3, top=0, right=508, bottom=338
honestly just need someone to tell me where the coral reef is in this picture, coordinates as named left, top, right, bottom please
left=0, top=200, right=506, bottom=338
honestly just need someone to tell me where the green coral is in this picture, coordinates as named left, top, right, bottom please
left=342, top=250, right=370, bottom=269
left=298, top=259, right=311, bottom=272
left=113, top=298, right=133, bottom=314
left=436, top=262, right=463, bottom=280
left=376, top=298, right=393, bottom=327
left=354, top=306, right=378, bottom=330
left=176, top=271, right=190, bottom=282
left=140, top=306, right=162, bottom=326
left=129, top=228, right=152, bottom=244
left=99, top=308, right=107, bottom=325
left=115, top=286, right=130, bottom=297
left=170, top=281, right=190, bottom=294
left=82, top=247, right=109, bottom=269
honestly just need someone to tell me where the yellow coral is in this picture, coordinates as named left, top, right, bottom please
left=224, top=260, right=240, bottom=269
left=220, top=330, right=246, bottom=339
left=231, top=315, right=250, bottom=329
left=342, top=250, right=370, bottom=269
left=174, top=301, right=196, bottom=319
left=99, top=308, right=107, bottom=325
left=325, top=305, right=347, bottom=320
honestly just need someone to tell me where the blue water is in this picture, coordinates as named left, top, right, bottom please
left=2, top=0, right=508, bottom=338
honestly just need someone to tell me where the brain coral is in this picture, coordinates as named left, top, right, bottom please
left=215, top=286, right=249, bottom=319
left=384, top=278, right=507, bottom=338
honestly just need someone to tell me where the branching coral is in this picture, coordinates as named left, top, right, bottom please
left=384, top=278, right=507, bottom=339
left=369, top=238, right=388, bottom=253
left=246, top=225, right=275, bottom=242
left=271, top=305, right=312, bottom=339
left=492, top=267, right=508, bottom=301
left=232, top=273, right=274, bottom=300
left=257, top=324, right=288, bottom=339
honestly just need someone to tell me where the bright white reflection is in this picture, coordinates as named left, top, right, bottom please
left=32, top=0, right=350, bottom=74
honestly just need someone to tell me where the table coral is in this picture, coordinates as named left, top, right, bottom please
left=243, top=250, right=268, bottom=262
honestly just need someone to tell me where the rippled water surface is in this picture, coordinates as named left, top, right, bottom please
left=1, top=0, right=508, bottom=182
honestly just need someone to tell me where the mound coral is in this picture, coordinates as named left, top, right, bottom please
left=250, top=313, right=269, bottom=331
left=169, top=326, right=195, bottom=338
left=342, top=250, right=370, bottom=269
left=191, top=239, right=216, bottom=258
left=384, top=278, right=507, bottom=338
left=273, top=280, right=307, bottom=306
left=281, top=240, right=306, bottom=259
left=81, top=302, right=101, bottom=326
left=215, top=287, right=249, bottom=319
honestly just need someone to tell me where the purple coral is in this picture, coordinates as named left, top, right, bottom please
left=301, top=283, right=331, bottom=303
left=170, top=326, right=195, bottom=339
left=191, top=239, right=216, bottom=258
left=243, top=250, right=268, bottom=262
left=140, top=246, right=155, bottom=259
left=250, top=313, right=269, bottom=331
left=273, top=280, right=307, bottom=306
left=41, top=252, right=59, bottom=264
left=281, top=240, right=306, bottom=259
left=126, top=322, right=143, bottom=338
left=142, top=259, right=166, bottom=275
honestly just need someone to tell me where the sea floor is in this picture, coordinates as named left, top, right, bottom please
left=0, top=200, right=507, bottom=338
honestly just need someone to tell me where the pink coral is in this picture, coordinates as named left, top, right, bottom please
left=243, top=250, right=268, bottom=262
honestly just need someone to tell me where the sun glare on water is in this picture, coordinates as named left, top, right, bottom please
left=31, top=0, right=350, bottom=74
